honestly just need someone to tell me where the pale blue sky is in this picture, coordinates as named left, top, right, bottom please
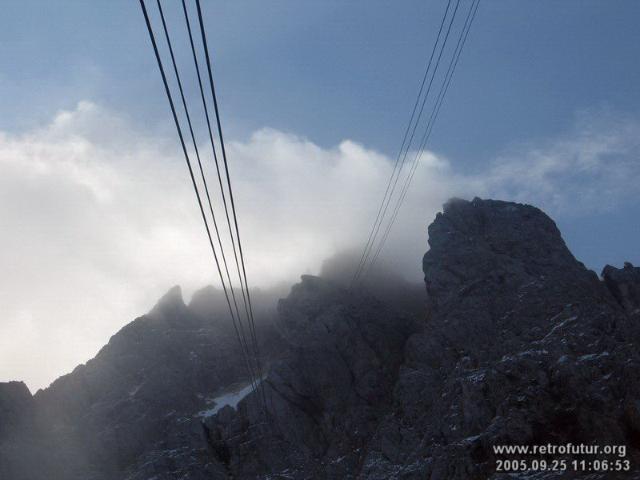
left=1, top=0, right=639, bottom=270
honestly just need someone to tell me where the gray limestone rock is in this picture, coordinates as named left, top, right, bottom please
left=1, top=198, right=638, bottom=480
left=603, top=262, right=640, bottom=315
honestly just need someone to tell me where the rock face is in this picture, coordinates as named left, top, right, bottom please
left=0, top=382, right=33, bottom=437
left=205, top=275, right=418, bottom=478
left=360, top=198, right=640, bottom=479
left=1, top=197, right=639, bottom=480
left=208, top=198, right=640, bottom=479
left=0, top=285, right=285, bottom=480
left=603, top=262, right=640, bottom=315
left=0, top=382, right=38, bottom=480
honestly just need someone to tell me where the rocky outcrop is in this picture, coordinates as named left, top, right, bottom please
left=0, top=382, right=37, bottom=480
left=207, top=198, right=640, bottom=479
left=0, top=285, right=285, bottom=480
left=603, top=262, right=640, bottom=315
left=205, top=275, right=419, bottom=478
left=361, top=198, right=640, bottom=479
left=0, top=382, right=33, bottom=436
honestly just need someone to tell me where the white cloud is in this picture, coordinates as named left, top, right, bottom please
left=0, top=102, right=638, bottom=391
left=483, top=110, right=640, bottom=214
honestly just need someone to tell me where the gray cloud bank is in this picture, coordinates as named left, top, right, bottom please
left=1, top=102, right=638, bottom=391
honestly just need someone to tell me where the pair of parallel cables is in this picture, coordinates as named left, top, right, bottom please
left=139, top=0, right=268, bottom=418
left=352, top=0, right=481, bottom=286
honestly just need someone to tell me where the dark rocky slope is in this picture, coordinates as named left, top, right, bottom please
left=361, top=198, right=640, bottom=479
left=1, top=197, right=639, bottom=479
left=205, top=276, right=419, bottom=478
left=0, top=286, right=286, bottom=480
left=209, top=198, right=640, bottom=479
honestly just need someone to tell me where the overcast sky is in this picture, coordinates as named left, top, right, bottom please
left=1, top=0, right=639, bottom=391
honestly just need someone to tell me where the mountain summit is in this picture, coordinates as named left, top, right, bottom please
left=1, top=198, right=638, bottom=479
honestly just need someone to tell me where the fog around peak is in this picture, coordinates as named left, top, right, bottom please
left=1, top=102, right=639, bottom=391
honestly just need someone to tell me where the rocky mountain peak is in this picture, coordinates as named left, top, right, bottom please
left=602, top=262, right=640, bottom=314
left=424, top=197, right=594, bottom=313
left=148, top=284, right=186, bottom=320
left=207, top=198, right=640, bottom=479
left=0, top=381, right=33, bottom=435
left=0, top=381, right=31, bottom=406
left=2, top=198, right=639, bottom=479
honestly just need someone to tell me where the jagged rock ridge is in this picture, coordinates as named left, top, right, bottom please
left=209, top=198, right=640, bottom=479
left=0, top=285, right=285, bottom=480
left=1, top=197, right=639, bottom=480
